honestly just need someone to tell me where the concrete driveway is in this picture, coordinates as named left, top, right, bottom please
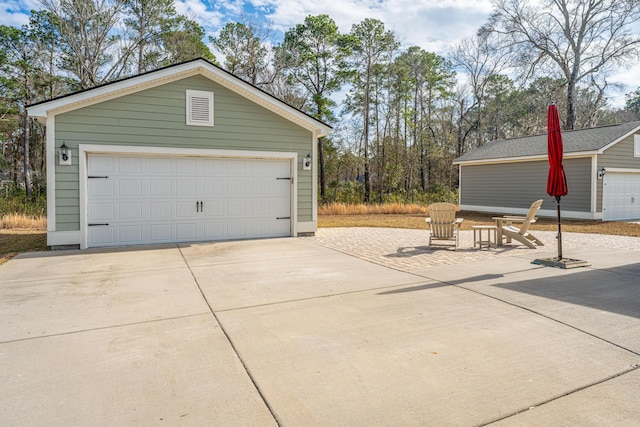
left=1, top=230, right=639, bottom=426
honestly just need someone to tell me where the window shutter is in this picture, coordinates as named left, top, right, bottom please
left=186, top=90, right=214, bottom=126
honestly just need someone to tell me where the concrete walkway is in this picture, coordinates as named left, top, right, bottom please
left=1, top=229, right=639, bottom=426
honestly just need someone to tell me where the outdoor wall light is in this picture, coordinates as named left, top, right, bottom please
left=598, top=167, right=606, bottom=179
left=302, top=152, right=312, bottom=171
left=59, top=142, right=72, bottom=166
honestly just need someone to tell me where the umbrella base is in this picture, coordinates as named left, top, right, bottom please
left=532, top=257, right=590, bottom=269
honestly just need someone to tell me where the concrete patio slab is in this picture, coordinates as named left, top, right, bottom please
left=188, top=240, right=425, bottom=311
left=0, top=245, right=186, bottom=283
left=411, top=250, right=640, bottom=354
left=0, top=315, right=276, bottom=426
left=492, top=369, right=640, bottom=426
left=0, top=267, right=210, bottom=342
left=1, top=229, right=639, bottom=426
left=217, top=282, right=638, bottom=426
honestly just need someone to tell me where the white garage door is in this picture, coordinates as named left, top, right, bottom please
left=602, top=173, right=640, bottom=221
left=87, top=154, right=292, bottom=247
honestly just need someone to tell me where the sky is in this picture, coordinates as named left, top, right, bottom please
left=2, top=0, right=638, bottom=108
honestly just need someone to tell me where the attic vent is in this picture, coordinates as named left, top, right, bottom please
left=186, top=90, right=214, bottom=126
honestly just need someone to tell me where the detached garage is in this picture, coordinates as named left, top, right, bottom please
left=454, top=121, right=640, bottom=221
left=27, top=59, right=331, bottom=249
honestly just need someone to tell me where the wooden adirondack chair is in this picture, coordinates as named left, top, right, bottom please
left=494, top=199, right=544, bottom=249
left=426, top=203, right=463, bottom=250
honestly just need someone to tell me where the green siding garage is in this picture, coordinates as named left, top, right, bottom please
left=28, top=59, right=331, bottom=249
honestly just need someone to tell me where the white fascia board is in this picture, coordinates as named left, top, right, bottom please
left=597, top=125, right=640, bottom=154
left=454, top=152, right=597, bottom=166
left=26, top=60, right=332, bottom=136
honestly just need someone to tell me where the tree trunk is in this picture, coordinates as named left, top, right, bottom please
left=318, top=137, right=326, bottom=202
left=565, top=78, right=577, bottom=130
left=23, top=113, right=33, bottom=200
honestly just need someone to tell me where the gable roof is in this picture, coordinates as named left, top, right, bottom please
left=454, top=121, right=640, bottom=164
left=27, top=58, right=332, bottom=137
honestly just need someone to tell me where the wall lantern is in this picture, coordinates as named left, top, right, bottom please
left=302, top=152, right=312, bottom=171
left=59, top=142, right=72, bottom=166
left=597, top=167, right=606, bottom=179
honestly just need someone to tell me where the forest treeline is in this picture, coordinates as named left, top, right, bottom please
left=2, top=0, right=640, bottom=205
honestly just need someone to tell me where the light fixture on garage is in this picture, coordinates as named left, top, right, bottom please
left=598, top=167, right=606, bottom=179
left=303, top=153, right=312, bottom=171
left=59, top=142, right=72, bottom=166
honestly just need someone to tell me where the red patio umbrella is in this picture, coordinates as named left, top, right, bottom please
left=546, top=103, right=568, bottom=260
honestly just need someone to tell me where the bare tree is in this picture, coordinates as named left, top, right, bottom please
left=40, top=0, right=131, bottom=88
left=484, top=0, right=640, bottom=129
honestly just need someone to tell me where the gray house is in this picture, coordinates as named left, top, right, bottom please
left=27, top=59, right=332, bottom=249
left=454, top=121, right=640, bottom=221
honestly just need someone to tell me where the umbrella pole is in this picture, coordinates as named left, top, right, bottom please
left=556, top=195, right=563, bottom=260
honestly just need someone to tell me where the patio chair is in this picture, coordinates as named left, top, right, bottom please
left=494, top=199, right=544, bottom=249
left=426, top=203, right=463, bottom=250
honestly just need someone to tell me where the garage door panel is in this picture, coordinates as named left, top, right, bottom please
left=150, top=180, right=172, bottom=196
left=87, top=154, right=292, bottom=247
left=89, top=226, right=115, bottom=246
left=118, top=157, right=142, bottom=174
left=119, top=225, right=143, bottom=243
left=149, top=157, right=171, bottom=173
left=176, top=223, right=197, bottom=240
left=89, top=179, right=114, bottom=197
left=119, top=180, right=143, bottom=197
left=118, top=203, right=143, bottom=220
left=150, top=202, right=172, bottom=219
left=202, top=201, right=223, bottom=217
left=203, top=179, right=224, bottom=196
left=176, top=201, right=198, bottom=218
left=203, top=222, right=224, bottom=239
left=176, top=179, right=197, bottom=197
left=176, top=158, right=197, bottom=174
left=227, top=222, right=246, bottom=238
left=150, top=224, right=172, bottom=241
left=89, top=203, right=114, bottom=221
left=603, top=173, right=640, bottom=221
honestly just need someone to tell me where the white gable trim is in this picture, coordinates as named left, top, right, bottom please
left=597, top=125, right=640, bottom=154
left=27, top=59, right=331, bottom=136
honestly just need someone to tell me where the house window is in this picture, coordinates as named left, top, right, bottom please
left=186, top=90, right=214, bottom=127
left=635, top=134, right=640, bottom=157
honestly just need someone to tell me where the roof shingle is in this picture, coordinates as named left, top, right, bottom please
left=454, top=121, right=640, bottom=163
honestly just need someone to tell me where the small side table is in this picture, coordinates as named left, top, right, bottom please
left=472, top=225, right=497, bottom=249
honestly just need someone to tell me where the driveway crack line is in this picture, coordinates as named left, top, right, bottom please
left=178, top=246, right=282, bottom=427
left=478, top=364, right=640, bottom=426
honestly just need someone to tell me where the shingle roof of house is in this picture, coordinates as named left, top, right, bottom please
left=454, top=120, right=640, bottom=163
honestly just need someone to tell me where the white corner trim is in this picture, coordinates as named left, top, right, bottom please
left=312, top=131, right=318, bottom=222
left=591, top=156, right=597, bottom=214
left=47, top=230, right=82, bottom=247
left=297, top=221, right=318, bottom=234
left=46, top=118, right=56, bottom=232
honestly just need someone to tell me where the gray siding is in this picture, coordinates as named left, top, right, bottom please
left=54, top=75, right=314, bottom=231
left=460, top=157, right=593, bottom=213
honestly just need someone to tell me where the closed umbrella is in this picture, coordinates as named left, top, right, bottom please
left=546, top=103, right=568, bottom=260
left=533, top=103, right=589, bottom=268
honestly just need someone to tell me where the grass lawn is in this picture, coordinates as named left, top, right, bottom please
left=1, top=211, right=638, bottom=266
left=0, top=230, right=48, bottom=266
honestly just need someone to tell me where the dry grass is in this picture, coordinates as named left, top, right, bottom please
left=0, top=214, right=47, bottom=230
left=0, top=214, right=48, bottom=265
left=319, top=202, right=428, bottom=215
left=319, top=210, right=640, bottom=237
